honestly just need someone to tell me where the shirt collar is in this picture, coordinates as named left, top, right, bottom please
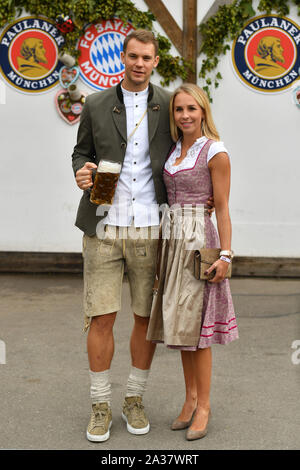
left=117, top=80, right=154, bottom=104
left=121, top=84, right=149, bottom=98
left=196, top=136, right=207, bottom=144
left=176, top=135, right=207, bottom=149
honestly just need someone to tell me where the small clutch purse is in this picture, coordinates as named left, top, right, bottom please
left=194, top=248, right=232, bottom=280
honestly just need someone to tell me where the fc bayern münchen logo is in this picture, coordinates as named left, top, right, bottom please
left=0, top=16, right=64, bottom=94
left=77, top=19, right=135, bottom=91
left=232, top=15, right=300, bottom=93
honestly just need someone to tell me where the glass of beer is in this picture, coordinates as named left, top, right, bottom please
left=90, top=159, right=122, bottom=205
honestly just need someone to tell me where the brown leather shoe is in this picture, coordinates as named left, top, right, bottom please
left=185, top=410, right=211, bottom=441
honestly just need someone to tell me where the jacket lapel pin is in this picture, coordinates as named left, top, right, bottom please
left=113, top=106, right=121, bottom=114
left=152, top=105, right=160, bottom=111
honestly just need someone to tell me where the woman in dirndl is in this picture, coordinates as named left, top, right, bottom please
left=147, top=83, right=238, bottom=441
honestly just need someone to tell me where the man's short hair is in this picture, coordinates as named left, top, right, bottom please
left=123, top=29, right=159, bottom=56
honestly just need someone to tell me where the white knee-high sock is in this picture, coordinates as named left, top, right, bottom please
left=126, top=366, right=150, bottom=398
left=89, top=369, right=111, bottom=406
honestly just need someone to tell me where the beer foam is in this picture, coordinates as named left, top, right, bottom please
left=97, top=160, right=121, bottom=173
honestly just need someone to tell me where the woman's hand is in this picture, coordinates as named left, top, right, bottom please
left=205, top=258, right=230, bottom=283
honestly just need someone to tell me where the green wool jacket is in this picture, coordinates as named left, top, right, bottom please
left=72, top=82, right=173, bottom=236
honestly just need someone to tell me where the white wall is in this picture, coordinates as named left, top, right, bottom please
left=0, top=0, right=299, bottom=256
left=202, top=1, right=300, bottom=257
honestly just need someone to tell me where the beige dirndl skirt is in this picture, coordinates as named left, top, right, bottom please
left=147, top=205, right=207, bottom=347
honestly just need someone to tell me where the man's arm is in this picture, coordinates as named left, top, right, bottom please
left=72, top=96, right=97, bottom=177
left=72, top=96, right=98, bottom=190
left=207, top=196, right=215, bottom=216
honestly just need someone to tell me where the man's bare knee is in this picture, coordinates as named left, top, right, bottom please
left=90, top=312, right=117, bottom=334
left=133, top=313, right=150, bottom=329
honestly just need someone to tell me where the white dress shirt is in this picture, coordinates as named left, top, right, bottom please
left=101, top=85, right=160, bottom=227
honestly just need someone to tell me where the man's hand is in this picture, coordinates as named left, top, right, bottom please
left=206, top=196, right=215, bottom=217
left=75, top=162, right=97, bottom=190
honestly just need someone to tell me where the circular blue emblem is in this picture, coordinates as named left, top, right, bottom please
left=232, top=15, right=300, bottom=93
left=90, top=32, right=125, bottom=75
left=0, top=16, right=64, bottom=94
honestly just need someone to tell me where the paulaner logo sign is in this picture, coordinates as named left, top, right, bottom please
left=232, top=15, right=300, bottom=93
left=0, top=16, right=64, bottom=93
left=77, top=19, right=135, bottom=91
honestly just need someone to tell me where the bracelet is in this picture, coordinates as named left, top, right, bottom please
left=220, top=255, right=231, bottom=263
left=220, top=250, right=234, bottom=259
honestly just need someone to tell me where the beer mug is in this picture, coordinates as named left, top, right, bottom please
left=90, top=159, right=122, bottom=205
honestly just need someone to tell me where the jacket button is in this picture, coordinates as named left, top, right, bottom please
left=121, top=142, right=126, bottom=149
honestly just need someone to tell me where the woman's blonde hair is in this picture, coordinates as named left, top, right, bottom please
left=169, top=83, right=220, bottom=142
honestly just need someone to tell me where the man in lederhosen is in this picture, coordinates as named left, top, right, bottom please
left=72, top=29, right=173, bottom=442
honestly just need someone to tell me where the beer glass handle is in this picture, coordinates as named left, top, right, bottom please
left=85, top=168, right=96, bottom=194
left=91, top=168, right=97, bottom=185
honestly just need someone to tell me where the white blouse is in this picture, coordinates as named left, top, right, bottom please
left=165, top=136, right=229, bottom=174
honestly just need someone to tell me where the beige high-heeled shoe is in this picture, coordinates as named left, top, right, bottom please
left=185, top=410, right=211, bottom=441
left=171, top=409, right=196, bottom=431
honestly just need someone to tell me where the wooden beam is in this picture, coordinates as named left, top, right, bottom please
left=1, top=252, right=300, bottom=278
left=0, top=251, right=83, bottom=274
left=143, top=0, right=183, bottom=54
left=182, top=0, right=197, bottom=83
left=200, top=0, right=233, bottom=25
left=232, top=257, right=300, bottom=278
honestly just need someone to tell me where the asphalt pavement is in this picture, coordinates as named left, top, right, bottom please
left=0, top=273, right=299, bottom=450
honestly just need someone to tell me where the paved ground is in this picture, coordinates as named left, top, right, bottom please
left=0, top=273, right=299, bottom=450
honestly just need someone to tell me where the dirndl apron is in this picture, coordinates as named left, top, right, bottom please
left=147, top=205, right=208, bottom=347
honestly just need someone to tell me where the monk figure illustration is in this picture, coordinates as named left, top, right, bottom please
left=254, top=36, right=286, bottom=77
left=17, top=38, right=49, bottom=78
